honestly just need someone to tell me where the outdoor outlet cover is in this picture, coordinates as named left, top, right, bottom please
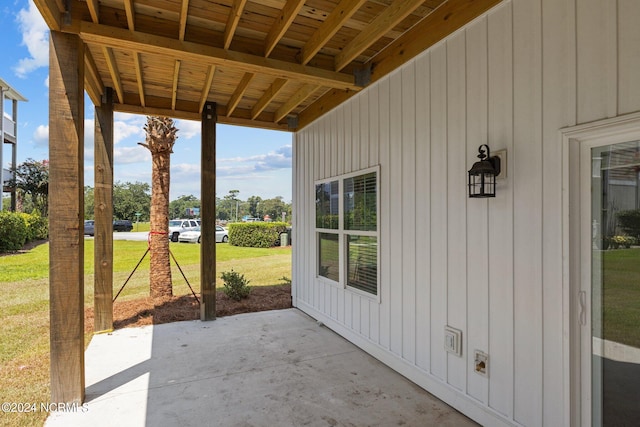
left=444, top=326, right=462, bottom=357
left=474, top=350, right=489, bottom=377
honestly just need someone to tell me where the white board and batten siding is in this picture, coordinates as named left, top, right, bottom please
left=292, top=0, right=640, bottom=425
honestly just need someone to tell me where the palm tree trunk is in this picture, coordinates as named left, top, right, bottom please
left=149, top=145, right=172, bottom=298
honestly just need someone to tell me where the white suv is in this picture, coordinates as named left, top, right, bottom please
left=168, top=219, right=200, bottom=242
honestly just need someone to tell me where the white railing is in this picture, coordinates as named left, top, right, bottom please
left=3, top=114, right=15, bottom=138
left=2, top=168, right=14, bottom=186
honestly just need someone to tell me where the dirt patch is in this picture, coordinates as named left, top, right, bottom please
left=84, top=285, right=292, bottom=333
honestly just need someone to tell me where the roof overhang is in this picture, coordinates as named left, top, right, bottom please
left=34, top=0, right=502, bottom=131
left=0, top=77, right=28, bottom=102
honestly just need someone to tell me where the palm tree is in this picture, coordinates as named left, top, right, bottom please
left=138, top=116, right=178, bottom=299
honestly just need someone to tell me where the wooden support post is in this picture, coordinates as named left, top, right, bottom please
left=48, top=31, right=85, bottom=404
left=94, top=87, right=114, bottom=332
left=201, top=102, right=216, bottom=320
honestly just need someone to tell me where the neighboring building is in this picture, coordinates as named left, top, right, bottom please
left=1, top=77, right=27, bottom=211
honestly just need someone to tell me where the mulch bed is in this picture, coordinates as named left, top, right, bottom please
left=84, top=285, right=292, bottom=333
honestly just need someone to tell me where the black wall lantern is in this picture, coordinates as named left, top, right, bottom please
left=468, top=144, right=501, bottom=198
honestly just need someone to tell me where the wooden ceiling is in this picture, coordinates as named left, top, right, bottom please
left=34, top=0, right=501, bottom=131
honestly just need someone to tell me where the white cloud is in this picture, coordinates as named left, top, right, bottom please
left=175, top=119, right=200, bottom=140
left=173, top=163, right=201, bottom=175
left=13, top=0, right=49, bottom=78
left=114, top=120, right=145, bottom=145
left=44, top=76, right=49, bottom=88
left=218, top=144, right=292, bottom=173
left=114, top=146, right=150, bottom=164
left=254, top=145, right=292, bottom=171
left=33, top=124, right=48, bottom=145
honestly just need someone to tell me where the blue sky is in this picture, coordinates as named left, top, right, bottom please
left=1, top=0, right=293, bottom=202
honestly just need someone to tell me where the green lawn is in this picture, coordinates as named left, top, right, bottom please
left=602, top=248, right=640, bottom=348
left=0, top=239, right=291, bottom=427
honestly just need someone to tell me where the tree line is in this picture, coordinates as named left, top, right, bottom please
left=3, top=159, right=291, bottom=223
left=84, top=184, right=292, bottom=223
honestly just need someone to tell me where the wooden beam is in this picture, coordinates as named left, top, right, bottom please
left=251, top=78, right=287, bottom=119
left=299, top=0, right=503, bottom=128
left=274, top=84, right=318, bottom=123
left=301, top=0, right=367, bottom=65
left=264, top=0, right=306, bottom=58
left=80, top=22, right=359, bottom=91
left=33, top=0, right=62, bottom=31
left=226, top=72, right=254, bottom=117
left=102, top=46, right=124, bottom=103
left=200, top=101, right=216, bottom=321
left=86, top=0, right=99, bottom=23
left=84, top=49, right=104, bottom=105
left=133, top=52, right=145, bottom=107
left=93, top=87, right=114, bottom=333
left=334, top=0, right=425, bottom=71
left=178, top=0, right=190, bottom=41
left=171, top=60, right=181, bottom=110
left=123, top=0, right=135, bottom=31
left=224, top=0, right=248, bottom=50
left=84, top=48, right=102, bottom=92
left=48, top=30, right=85, bottom=404
left=198, top=65, right=216, bottom=113
left=114, top=102, right=289, bottom=130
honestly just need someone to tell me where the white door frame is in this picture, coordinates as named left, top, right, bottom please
left=561, top=111, right=640, bottom=427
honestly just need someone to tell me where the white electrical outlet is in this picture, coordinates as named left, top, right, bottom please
left=474, top=350, right=489, bottom=377
left=444, top=326, right=462, bottom=357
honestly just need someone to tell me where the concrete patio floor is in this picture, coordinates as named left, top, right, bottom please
left=46, top=309, right=477, bottom=427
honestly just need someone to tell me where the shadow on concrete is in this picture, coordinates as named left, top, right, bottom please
left=47, top=309, right=478, bottom=427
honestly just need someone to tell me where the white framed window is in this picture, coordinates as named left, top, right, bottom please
left=315, top=166, right=379, bottom=297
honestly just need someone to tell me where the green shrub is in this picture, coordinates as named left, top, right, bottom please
left=20, top=212, right=49, bottom=241
left=280, top=276, right=291, bottom=286
left=0, top=212, right=28, bottom=252
left=221, top=269, right=251, bottom=301
left=228, top=222, right=288, bottom=248
left=617, top=209, right=640, bottom=238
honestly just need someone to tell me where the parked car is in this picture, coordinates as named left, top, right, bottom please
left=113, top=220, right=133, bottom=232
left=169, top=219, right=200, bottom=242
left=178, top=226, right=229, bottom=243
left=84, top=220, right=95, bottom=236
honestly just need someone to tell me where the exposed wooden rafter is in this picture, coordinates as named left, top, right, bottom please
left=79, top=22, right=358, bottom=91
left=301, top=0, right=367, bottom=65
left=178, top=0, right=190, bottom=41
left=171, top=60, right=181, bottom=110
left=123, top=0, right=135, bottom=31
left=264, top=0, right=306, bottom=58
left=33, top=0, right=61, bottom=31
left=198, top=65, right=216, bottom=113
left=86, top=0, right=99, bottom=24
left=224, top=0, right=248, bottom=50
left=134, top=52, right=145, bottom=107
left=226, top=72, right=254, bottom=117
left=252, top=78, right=287, bottom=120
left=84, top=49, right=104, bottom=105
left=299, top=0, right=504, bottom=128
left=102, top=46, right=124, bottom=103
left=334, top=0, right=426, bottom=71
left=275, top=84, right=318, bottom=123
left=33, top=0, right=498, bottom=132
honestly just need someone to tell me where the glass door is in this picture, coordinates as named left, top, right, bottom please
left=587, top=140, right=640, bottom=426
